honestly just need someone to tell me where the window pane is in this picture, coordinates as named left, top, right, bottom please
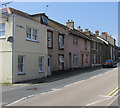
left=26, top=27, right=31, bottom=39
left=0, top=23, right=5, bottom=30
left=18, top=56, right=24, bottom=73
left=39, top=57, right=44, bottom=72
left=0, top=23, right=5, bottom=37
left=47, top=31, right=53, bottom=48
left=59, top=35, right=64, bottom=49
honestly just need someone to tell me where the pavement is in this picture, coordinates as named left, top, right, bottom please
left=15, top=66, right=103, bottom=84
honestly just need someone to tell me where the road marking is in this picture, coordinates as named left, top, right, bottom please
left=107, top=95, right=119, bottom=106
left=85, top=97, right=112, bottom=106
left=99, top=95, right=112, bottom=98
left=6, top=97, right=27, bottom=106
left=52, top=88, right=62, bottom=91
left=108, top=86, right=120, bottom=96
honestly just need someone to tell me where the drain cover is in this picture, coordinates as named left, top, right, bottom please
left=26, top=88, right=37, bottom=90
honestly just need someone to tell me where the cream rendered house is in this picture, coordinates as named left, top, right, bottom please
left=0, top=7, right=48, bottom=83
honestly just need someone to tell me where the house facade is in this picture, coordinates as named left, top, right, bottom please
left=0, top=7, right=48, bottom=83
left=0, top=7, right=119, bottom=83
left=100, top=32, right=118, bottom=60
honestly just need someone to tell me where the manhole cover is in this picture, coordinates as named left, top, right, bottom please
left=26, top=88, right=37, bottom=90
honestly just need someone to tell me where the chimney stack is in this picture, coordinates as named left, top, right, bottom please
left=95, top=30, right=99, bottom=36
left=66, top=20, right=74, bottom=29
left=84, top=29, right=91, bottom=36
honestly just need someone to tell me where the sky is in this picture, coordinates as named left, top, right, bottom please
left=0, top=1, right=119, bottom=46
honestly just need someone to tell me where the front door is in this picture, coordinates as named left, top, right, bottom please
left=48, top=56, right=51, bottom=76
left=81, top=54, right=84, bottom=67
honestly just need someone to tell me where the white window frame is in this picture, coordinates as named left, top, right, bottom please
left=18, top=56, right=25, bottom=75
left=39, top=56, right=44, bottom=72
left=26, top=26, right=38, bottom=41
left=0, top=23, right=5, bottom=38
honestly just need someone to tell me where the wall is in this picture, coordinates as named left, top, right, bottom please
left=0, top=15, right=13, bottom=83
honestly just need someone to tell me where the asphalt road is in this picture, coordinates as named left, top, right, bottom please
left=1, top=66, right=119, bottom=107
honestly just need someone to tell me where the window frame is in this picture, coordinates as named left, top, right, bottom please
left=73, top=38, right=78, bottom=46
left=84, top=39, right=87, bottom=50
left=73, top=54, right=78, bottom=64
left=0, top=23, right=5, bottom=38
left=58, top=54, right=64, bottom=70
left=58, top=34, right=64, bottom=50
left=38, top=56, right=44, bottom=72
left=47, top=30, right=53, bottom=48
left=18, top=55, right=25, bottom=75
left=26, top=26, right=38, bottom=42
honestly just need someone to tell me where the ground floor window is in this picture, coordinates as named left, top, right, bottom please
left=39, top=56, right=44, bottom=72
left=85, top=55, right=88, bottom=63
left=18, top=56, right=24, bottom=74
left=93, top=54, right=96, bottom=64
left=59, top=55, right=64, bottom=70
left=73, top=54, right=78, bottom=64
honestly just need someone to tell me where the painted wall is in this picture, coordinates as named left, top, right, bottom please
left=12, top=14, right=48, bottom=83
left=0, top=13, right=48, bottom=83
left=0, top=15, right=13, bottom=83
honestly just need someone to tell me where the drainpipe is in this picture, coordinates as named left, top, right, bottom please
left=12, top=14, right=16, bottom=83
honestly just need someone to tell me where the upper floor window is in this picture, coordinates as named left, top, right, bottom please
left=47, top=30, right=53, bottom=48
left=92, top=41, right=96, bottom=50
left=26, top=26, right=38, bottom=41
left=73, top=38, right=78, bottom=46
left=0, top=23, right=5, bottom=37
left=59, top=34, right=64, bottom=49
left=84, top=40, right=87, bottom=50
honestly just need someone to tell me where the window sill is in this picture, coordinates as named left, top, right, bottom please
left=18, top=73, right=26, bottom=75
left=59, top=48, right=64, bottom=50
left=0, top=36, right=6, bottom=39
left=38, top=71, right=44, bottom=73
left=26, top=38, right=39, bottom=43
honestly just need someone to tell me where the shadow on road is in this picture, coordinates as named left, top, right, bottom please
left=15, top=66, right=115, bottom=84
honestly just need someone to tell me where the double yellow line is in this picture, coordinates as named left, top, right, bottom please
left=108, top=86, right=120, bottom=96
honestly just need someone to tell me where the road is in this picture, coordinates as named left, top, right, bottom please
left=1, top=66, right=119, bottom=107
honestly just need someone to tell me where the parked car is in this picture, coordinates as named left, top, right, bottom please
left=102, top=60, right=117, bottom=68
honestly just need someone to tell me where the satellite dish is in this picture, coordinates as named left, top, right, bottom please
left=7, top=36, right=14, bottom=43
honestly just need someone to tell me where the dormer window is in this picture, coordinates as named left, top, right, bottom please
left=41, top=15, right=48, bottom=25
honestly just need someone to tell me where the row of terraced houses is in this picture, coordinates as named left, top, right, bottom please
left=0, top=7, right=119, bottom=83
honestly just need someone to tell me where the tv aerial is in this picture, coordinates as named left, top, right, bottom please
left=0, top=1, right=13, bottom=7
